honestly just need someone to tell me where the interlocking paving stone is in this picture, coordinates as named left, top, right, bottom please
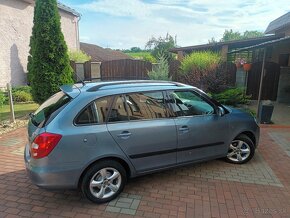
left=269, top=132, right=290, bottom=157
left=174, top=151, right=283, bottom=187
left=11, top=147, right=25, bottom=156
left=105, top=193, right=141, bottom=215
left=1, top=138, right=24, bottom=147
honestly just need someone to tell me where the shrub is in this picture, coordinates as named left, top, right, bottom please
left=0, top=91, right=7, bottom=107
left=13, top=91, right=33, bottom=103
left=27, top=0, right=73, bottom=104
left=212, top=88, right=251, bottom=106
left=68, top=50, right=91, bottom=63
left=180, top=51, right=221, bottom=74
left=12, top=86, right=32, bottom=94
left=148, top=54, right=170, bottom=81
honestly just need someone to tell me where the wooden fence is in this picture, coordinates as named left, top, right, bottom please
left=71, top=59, right=152, bottom=82
left=101, top=59, right=151, bottom=80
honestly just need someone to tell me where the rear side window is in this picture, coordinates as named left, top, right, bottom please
left=75, top=104, right=96, bottom=125
left=32, top=91, right=71, bottom=127
left=75, top=96, right=115, bottom=125
left=125, top=91, right=168, bottom=120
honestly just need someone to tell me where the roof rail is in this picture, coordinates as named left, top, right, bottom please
left=87, top=80, right=185, bottom=92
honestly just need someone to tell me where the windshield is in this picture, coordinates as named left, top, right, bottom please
left=31, top=91, right=71, bottom=127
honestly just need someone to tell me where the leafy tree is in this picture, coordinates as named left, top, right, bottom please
left=27, top=0, right=73, bottom=104
left=220, top=29, right=264, bottom=42
left=130, top=47, right=142, bottom=52
left=145, top=33, right=176, bottom=62
left=148, top=54, right=170, bottom=81
left=243, top=30, right=264, bottom=39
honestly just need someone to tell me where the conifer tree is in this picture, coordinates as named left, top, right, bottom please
left=28, top=0, right=73, bottom=103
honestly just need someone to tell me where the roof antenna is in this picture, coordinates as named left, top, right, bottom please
left=73, top=71, right=86, bottom=86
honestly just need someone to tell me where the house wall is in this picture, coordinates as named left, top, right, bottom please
left=269, top=42, right=290, bottom=65
left=0, top=0, right=79, bottom=88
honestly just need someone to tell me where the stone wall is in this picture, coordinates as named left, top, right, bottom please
left=0, top=0, right=79, bottom=88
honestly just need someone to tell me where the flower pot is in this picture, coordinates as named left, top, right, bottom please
left=243, top=63, right=252, bottom=71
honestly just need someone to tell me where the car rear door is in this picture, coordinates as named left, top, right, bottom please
left=166, top=90, right=229, bottom=164
left=107, top=91, right=177, bottom=173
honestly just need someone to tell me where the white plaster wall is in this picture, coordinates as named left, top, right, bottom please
left=0, top=0, right=79, bottom=88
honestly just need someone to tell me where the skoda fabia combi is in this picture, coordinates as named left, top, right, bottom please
left=25, top=81, right=259, bottom=203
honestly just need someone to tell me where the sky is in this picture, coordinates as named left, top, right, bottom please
left=60, top=0, right=290, bottom=49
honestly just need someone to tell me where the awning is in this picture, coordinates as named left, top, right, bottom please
left=228, top=36, right=290, bottom=54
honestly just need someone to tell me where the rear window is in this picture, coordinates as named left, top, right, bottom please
left=31, top=91, right=71, bottom=127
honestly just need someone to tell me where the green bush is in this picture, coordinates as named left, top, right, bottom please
left=180, top=51, right=221, bottom=74
left=212, top=88, right=250, bottom=106
left=13, top=91, right=33, bottom=103
left=68, top=50, right=91, bottom=63
left=12, top=86, right=32, bottom=94
left=148, top=54, right=170, bottom=81
left=0, top=91, right=7, bottom=107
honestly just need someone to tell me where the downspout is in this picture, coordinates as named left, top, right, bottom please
left=75, top=15, right=81, bottom=50
left=256, top=47, right=267, bottom=122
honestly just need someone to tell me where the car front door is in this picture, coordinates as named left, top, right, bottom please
left=167, top=90, right=229, bottom=164
left=107, top=91, right=177, bottom=173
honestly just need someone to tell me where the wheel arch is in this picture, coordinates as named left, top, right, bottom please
left=77, top=156, right=132, bottom=188
left=236, top=131, right=256, bottom=147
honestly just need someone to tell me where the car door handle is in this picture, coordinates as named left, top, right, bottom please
left=179, top=126, right=189, bottom=132
left=117, top=131, right=132, bottom=139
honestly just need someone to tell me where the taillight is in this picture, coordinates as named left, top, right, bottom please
left=30, top=132, right=62, bottom=159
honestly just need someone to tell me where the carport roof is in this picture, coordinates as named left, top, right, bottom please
left=170, top=34, right=283, bottom=54
left=228, top=36, right=290, bottom=54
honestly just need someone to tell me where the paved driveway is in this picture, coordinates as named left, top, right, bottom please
left=0, top=127, right=290, bottom=218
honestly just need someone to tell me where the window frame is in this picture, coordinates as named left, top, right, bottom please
left=74, top=95, right=115, bottom=126
left=74, top=102, right=98, bottom=126
left=165, top=89, right=218, bottom=118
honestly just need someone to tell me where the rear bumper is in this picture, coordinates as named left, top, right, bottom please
left=24, top=144, right=79, bottom=189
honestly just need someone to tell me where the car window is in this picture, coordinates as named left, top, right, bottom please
left=107, top=95, right=129, bottom=122
left=75, top=104, right=96, bottom=125
left=95, top=96, right=114, bottom=123
left=125, top=91, right=168, bottom=120
left=75, top=96, right=114, bottom=125
left=32, top=91, right=71, bottom=127
left=168, top=90, right=215, bottom=116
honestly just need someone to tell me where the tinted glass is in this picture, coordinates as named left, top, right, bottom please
left=108, top=95, right=129, bottom=122
left=125, top=92, right=168, bottom=120
left=75, top=104, right=96, bottom=124
left=95, top=96, right=114, bottom=123
left=32, top=91, right=71, bottom=127
left=169, top=91, right=215, bottom=116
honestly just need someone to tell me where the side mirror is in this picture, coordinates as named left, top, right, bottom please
left=217, top=106, right=225, bottom=116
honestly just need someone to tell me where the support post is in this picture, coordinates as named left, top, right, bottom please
left=7, top=83, right=15, bottom=123
left=256, top=48, right=267, bottom=122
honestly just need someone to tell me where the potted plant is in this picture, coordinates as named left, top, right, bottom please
left=243, top=63, right=252, bottom=71
left=234, top=58, right=245, bottom=69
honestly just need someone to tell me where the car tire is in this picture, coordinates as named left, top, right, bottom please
left=81, top=160, right=127, bottom=203
left=225, top=134, right=255, bottom=164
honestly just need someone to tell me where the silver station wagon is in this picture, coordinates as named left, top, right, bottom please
left=25, top=81, right=259, bottom=203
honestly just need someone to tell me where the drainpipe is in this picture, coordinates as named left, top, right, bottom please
left=75, top=15, right=81, bottom=50
left=256, top=47, right=267, bottom=122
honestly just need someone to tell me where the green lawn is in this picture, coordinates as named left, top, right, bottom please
left=0, top=103, right=39, bottom=121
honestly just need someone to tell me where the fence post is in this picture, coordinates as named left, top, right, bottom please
left=7, top=83, right=15, bottom=123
